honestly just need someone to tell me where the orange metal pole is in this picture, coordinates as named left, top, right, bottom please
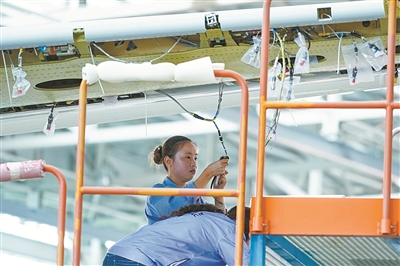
left=253, top=0, right=272, bottom=233
left=82, top=187, right=238, bottom=197
left=215, top=69, right=248, bottom=266
left=262, top=101, right=389, bottom=109
left=72, top=80, right=88, bottom=266
left=381, top=0, right=397, bottom=235
left=44, top=165, right=67, bottom=266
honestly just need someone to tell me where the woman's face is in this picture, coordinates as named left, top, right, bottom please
left=166, top=142, right=198, bottom=187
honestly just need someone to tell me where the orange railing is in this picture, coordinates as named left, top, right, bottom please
left=0, top=161, right=67, bottom=266
left=72, top=70, right=249, bottom=265
left=251, top=0, right=399, bottom=237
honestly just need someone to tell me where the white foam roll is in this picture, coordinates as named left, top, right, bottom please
left=82, top=63, right=99, bottom=85
left=174, top=56, right=220, bottom=83
left=137, top=62, right=175, bottom=82
left=97, top=61, right=142, bottom=83
left=96, top=61, right=176, bottom=83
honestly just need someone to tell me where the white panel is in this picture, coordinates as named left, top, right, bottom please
left=0, top=24, right=74, bottom=49
left=267, top=0, right=385, bottom=28
left=0, top=1, right=386, bottom=50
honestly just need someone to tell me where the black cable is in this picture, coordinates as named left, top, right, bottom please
left=156, top=82, right=228, bottom=157
left=157, top=85, right=229, bottom=190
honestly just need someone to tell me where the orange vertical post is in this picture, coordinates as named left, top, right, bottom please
left=72, top=80, right=88, bottom=266
left=253, top=0, right=272, bottom=233
left=43, top=165, right=67, bottom=266
left=381, top=0, right=397, bottom=234
left=214, top=70, right=248, bottom=265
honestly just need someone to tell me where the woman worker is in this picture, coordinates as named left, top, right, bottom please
left=145, top=135, right=230, bottom=224
left=103, top=204, right=250, bottom=266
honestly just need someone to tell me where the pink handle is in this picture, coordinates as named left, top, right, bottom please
left=0, top=160, right=45, bottom=182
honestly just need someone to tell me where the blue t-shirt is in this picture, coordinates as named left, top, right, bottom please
left=145, top=177, right=207, bottom=224
left=108, top=211, right=249, bottom=266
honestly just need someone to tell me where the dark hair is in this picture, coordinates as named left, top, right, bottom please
left=151, top=135, right=197, bottom=171
left=227, top=206, right=251, bottom=241
left=170, top=203, right=224, bottom=217
left=165, top=203, right=251, bottom=240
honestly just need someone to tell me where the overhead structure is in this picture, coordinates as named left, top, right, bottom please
left=0, top=1, right=386, bottom=50
left=1, top=0, right=399, bottom=136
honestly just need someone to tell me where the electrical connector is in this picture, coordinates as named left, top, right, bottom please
left=43, top=104, right=58, bottom=136
left=351, top=66, right=358, bottom=84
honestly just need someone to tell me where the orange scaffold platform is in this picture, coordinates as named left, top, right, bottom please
left=249, top=0, right=399, bottom=265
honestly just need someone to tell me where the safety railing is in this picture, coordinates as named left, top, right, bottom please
left=250, top=0, right=399, bottom=265
left=0, top=160, right=67, bottom=266
left=72, top=69, right=249, bottom=265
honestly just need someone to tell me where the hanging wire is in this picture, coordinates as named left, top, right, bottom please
left=266, top=30, right=286, bottom=148
left=316, top=13, right=354, bottom=75
left=89, top=44, right=106, bottom=95
left=91, top=42, right=129, bottom=63
left=350, top=35, right=359, bottom=83
left=1, top=50, right=12, bottom=104
left=156, top=82, right=228, bottom=156
left=142, top=91, right=148, bottom=136
left=285, top=51, right=294, bottom=102
left=6, top=50, right=16, bottom=78
left=284, top=49, right=299, bottom=129
left=149, top=36, right=183, bottom=63
left=265, top=125, right=277, bottom=148
left=336, top=34, right=344, bottom=74
left=92, top=35, right=183, bottom=64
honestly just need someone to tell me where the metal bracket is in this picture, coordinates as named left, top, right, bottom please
left=377, top=221, right=398, bottom=236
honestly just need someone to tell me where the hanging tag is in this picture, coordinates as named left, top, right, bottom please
left=359, top=37, right=387, bottom=71
left=341, top=43, right=374, bottom=85
left=241, top=35, right=261, bottom=68
left=294, top=32, right=310, bottom=74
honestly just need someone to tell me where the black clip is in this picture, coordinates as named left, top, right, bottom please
left=205, top=12, right=220, bottom=29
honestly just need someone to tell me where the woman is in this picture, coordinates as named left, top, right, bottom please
left=145, top=135, right=229, bottom=224
left=103, top=204, right=250, bottom=266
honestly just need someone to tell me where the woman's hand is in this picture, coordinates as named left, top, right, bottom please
left=194, top=158, right=229, bottom=189
left=206, top=158, right=229, bottom=177
left=213, top=172, right=228, bottom=189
